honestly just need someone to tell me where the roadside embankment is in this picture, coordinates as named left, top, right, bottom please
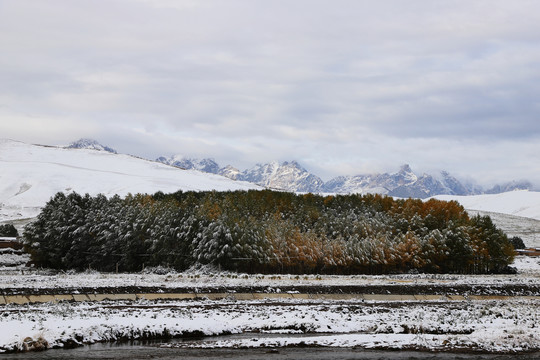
left=2, top=291, right=540, bottom=305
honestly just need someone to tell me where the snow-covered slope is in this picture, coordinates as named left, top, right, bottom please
left=432, top=190, right=540, bottom=220
left=0, top=139, right=260, bottom=222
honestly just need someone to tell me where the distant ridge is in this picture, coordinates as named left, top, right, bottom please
left=66, top=138, right=117, bottom=154
left=157, top=155, right=220, bottom=174
left=156, top=155, right=533, bottom=198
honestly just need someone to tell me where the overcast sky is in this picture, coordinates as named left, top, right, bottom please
left=1, top=0, right=540, bottom=186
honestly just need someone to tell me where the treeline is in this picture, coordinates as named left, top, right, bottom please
left=23, top=190, right=515, bottom=274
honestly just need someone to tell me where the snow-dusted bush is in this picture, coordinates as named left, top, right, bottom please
left=0, top=223, right=18, bottom=237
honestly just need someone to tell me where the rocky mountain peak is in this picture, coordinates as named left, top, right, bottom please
left=440, top=170, right=470, bottom=195
left=399, top=164, right=413, bottom=174
left=390, top=164, right=417, bottom=186
left=157, top=155, right=220, bottom=174
left=218, top=165, right=241, bottom=180
left=240, top=160, right=324, bottom=192
left=66, top=138, right=117, bottom=154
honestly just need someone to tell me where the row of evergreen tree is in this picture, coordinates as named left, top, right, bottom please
left=23, top=190, right=515, bottom=274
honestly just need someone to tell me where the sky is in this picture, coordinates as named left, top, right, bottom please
left=1, top=0, right=540, bottom=187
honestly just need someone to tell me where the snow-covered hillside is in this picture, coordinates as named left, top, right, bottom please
left=0, top=139, right=260, bottom=222
left=433, top=190, right=540, bottom=220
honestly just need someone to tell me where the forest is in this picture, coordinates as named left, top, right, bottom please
left=23, top=190, right=515, bottom=274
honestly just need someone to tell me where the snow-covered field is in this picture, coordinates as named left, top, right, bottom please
left=0, top=254, right=539, bottom=291
left=1, top=251, right=539, bottom=354
left=0, top=256, right=538, bottom=354
left=1, top=296, right=539, bottom=354
left=0, top=257, right=540, bottom=352
left=0, top=139, right=259, bottom=222
left=0, top=248, right=29, bottom=270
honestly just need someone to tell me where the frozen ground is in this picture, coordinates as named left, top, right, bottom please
left=0, top=254, right=539, bottom=294
left=0, top=256, right=538, bottom=292
left=1, top=256, right=539, bottom=354
left=0, top=296, right=539, bottom=354
left=0, top=249, right=29, bottom=270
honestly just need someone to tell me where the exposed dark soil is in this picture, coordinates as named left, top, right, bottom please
left=2, top=283, right=540, bottom=296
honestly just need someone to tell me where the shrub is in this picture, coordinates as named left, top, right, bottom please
left=0, top=223, right=18, bottom=237
left=510, top=236, right=525, bottom=250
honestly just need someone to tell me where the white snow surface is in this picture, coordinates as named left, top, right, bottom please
left=0, top=139, right=260, bottom=222
left=0, top=250, right=29, bottom=269
left=432, top=190, right=540, bottom=220
left=1, top=254, right=539, bottom=290
left=1, top=297, right=539, bottom=353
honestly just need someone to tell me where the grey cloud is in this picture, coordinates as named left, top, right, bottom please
left=1, top=0, right=540, bottom=186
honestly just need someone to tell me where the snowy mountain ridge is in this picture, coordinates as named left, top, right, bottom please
left=65, top=138, right=117, bottom=154
left=240, top=160, right=325, bottom=192
left=159, top=154, right=533, bottom=198
left=156, top=155, right=221, bottom=174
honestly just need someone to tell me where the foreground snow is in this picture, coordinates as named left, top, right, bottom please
left=0, top=257, right=539, bottom=354
left=1, top=297, right=539, bottom=354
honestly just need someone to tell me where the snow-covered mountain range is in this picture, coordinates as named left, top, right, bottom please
left=156, top=155, right=532, bottom=198
left=321, top=164, right=476, bottom=198
left=157, top=156, right=325, bottom=192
